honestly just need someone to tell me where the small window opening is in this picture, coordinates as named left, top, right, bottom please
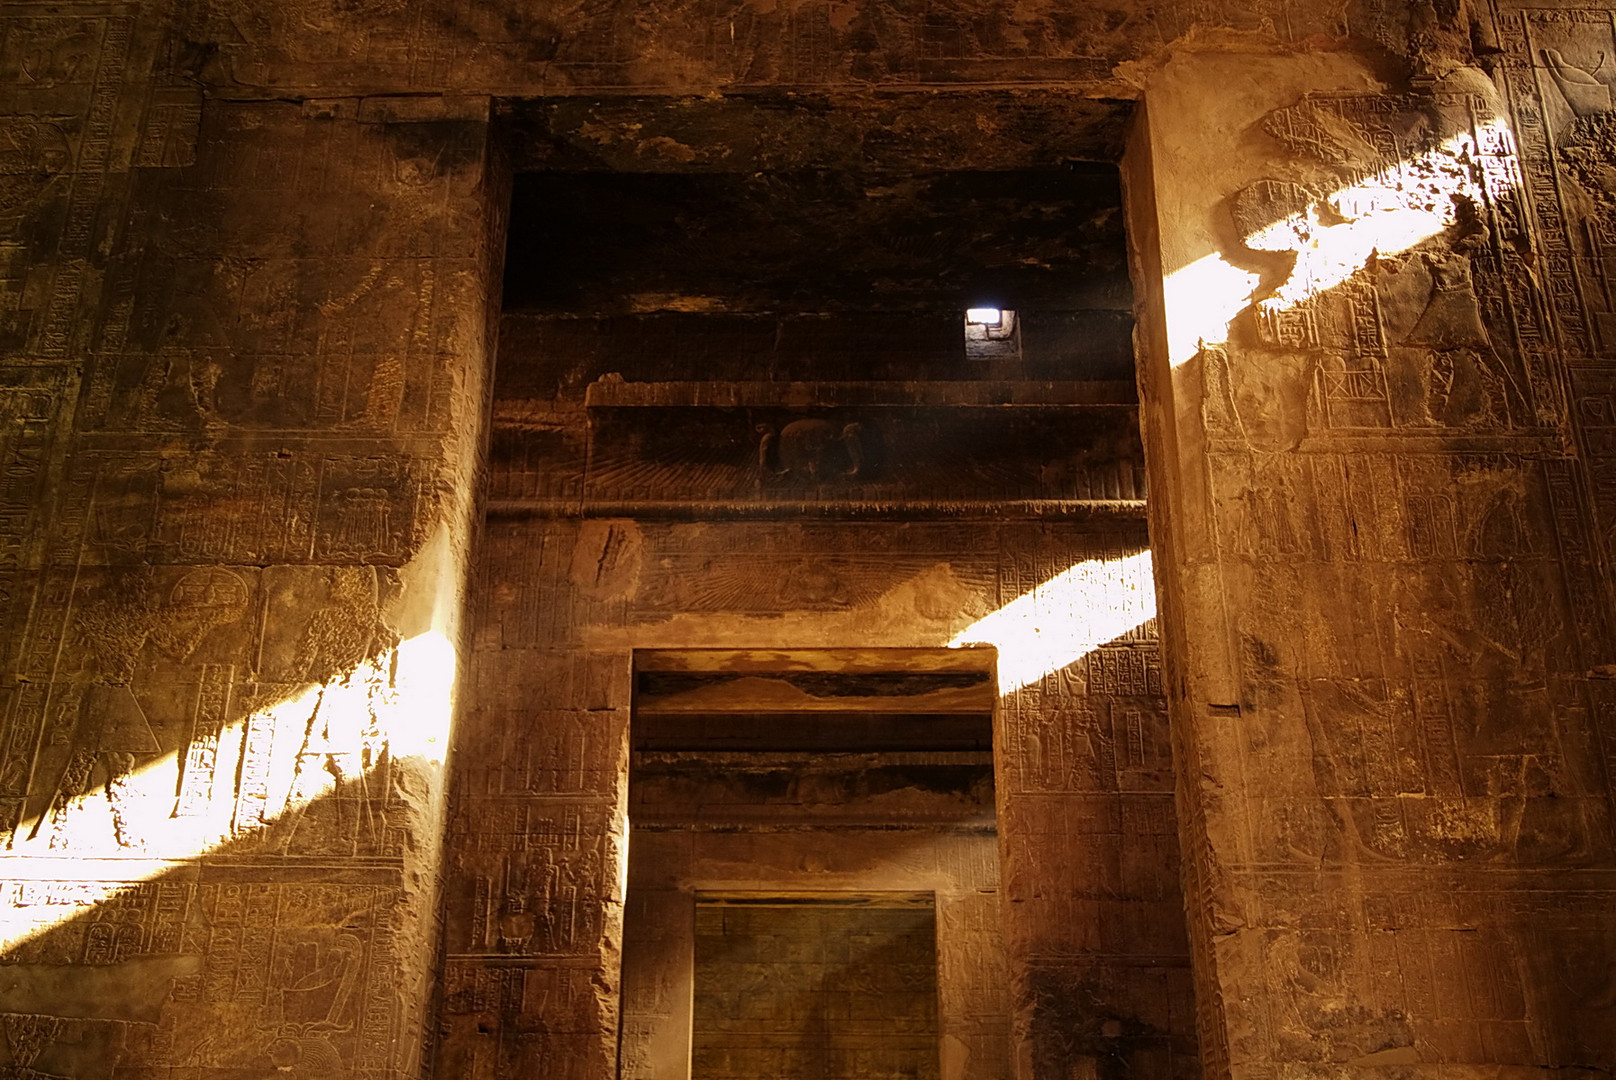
left=963, top=307, right=1021, bottom=362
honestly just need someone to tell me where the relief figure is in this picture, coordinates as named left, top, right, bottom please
left=757, top=418, right=865, bottom=481
left=1402, top=251, right=1527, bottom=427
left=39, top=684, right=161, bottom=850
left=1543, top=49, right=1613, bottom=119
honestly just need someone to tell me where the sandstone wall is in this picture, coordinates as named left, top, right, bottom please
left=2, top=0, right=1616, bottom=1077
left=0, top=41, right=501, bottom=1076
left=1129, top=32, right=1616, bottom=1077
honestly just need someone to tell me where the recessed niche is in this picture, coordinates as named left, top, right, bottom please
left=497, top=165, right=1135, bottom=392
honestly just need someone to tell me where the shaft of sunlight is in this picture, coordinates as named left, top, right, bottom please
left=389, top=629, right=458, bottom=763
left=1163, top=255, right=1261, bottom=369
left=950, top=551, right=1156, bottom=694
left=0, top=629, right=458, bottom=950
left=1166, top=128, right=1510, bottom=368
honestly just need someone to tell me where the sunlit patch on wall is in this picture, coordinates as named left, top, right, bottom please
left=0, top=630, right=458, bottom=951
left=949, top=550, right=1156, bottom=694
left=1165, top=113, right=1522, bottom=369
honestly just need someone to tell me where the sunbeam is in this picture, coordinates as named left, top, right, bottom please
left=948, top=550, right=1156, bottom=694
left=0, top=630, right=459, bottom=951
left=1165, top=123, right=1516, bottom=368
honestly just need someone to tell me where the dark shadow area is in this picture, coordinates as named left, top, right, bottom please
left=490, top=153, right=1143, bottom=517
left=691, top=897, right=941, bottom=1080
left=504, top=167, right=1129, bottom=317
left=498, top=160, right=1136, bottom=392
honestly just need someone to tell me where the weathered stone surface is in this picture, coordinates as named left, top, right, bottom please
left=1129, top=44, right=1616, bottom=1077
left=0, top=69, right=500, bottom=1080
left=3, top=0, right=1616, bottom=1077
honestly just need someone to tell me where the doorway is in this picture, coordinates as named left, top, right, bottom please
left=619, top=648, right=1003, bottom=1080
left=439, top=89, right=1196, bottom=1080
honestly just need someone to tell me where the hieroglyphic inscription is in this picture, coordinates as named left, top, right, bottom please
left=448, top=798, right=619, bottom=958
left=175, top=662, right=234, bottom=816
left=47, top=452, right=432, bottom=567
left=0, top=876, right=418, bottom=1071
left=1500, top=10, right=1616, bottom=356
left=133, top=89, right=203, bottom=169
left=0, top=380, right=62, bottom=574
left=3, top=14, right=137, bottom=362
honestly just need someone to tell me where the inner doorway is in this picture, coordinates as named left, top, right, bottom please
left=465, top=90, right=1197, bottom=1080
left=619, top=648, right=1002, bottom=1080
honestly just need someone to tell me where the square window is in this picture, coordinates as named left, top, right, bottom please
left=963, top=308, right=1020, bottom=361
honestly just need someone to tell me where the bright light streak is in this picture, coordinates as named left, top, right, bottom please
left=1163, top=254, right=1261, bottom=369
left=1165, top=129, right=1510, bottom=368
left=0, top=629, right=458, bottom=950
left=965, top=308, right=1003, bottom=326
left=389, top=630, right=458, bottom=764
left=950, top=551, right=1157, bottom=694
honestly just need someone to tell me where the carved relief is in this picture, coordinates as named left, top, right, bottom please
left=59, top=452, right=435, bottom=567
left=0, top=555, right=434, bottom=860
left=0, top=119, right=70, bottom=218
left=630, top=522, right=998, bottom=618
left=1541, top=47, right=1616, bottom=235
left=0, top=385, right=62, bottom=574
left=6, top=18, right=101, bottom=88
left=550, top=406, right=1145, bottom=509
left=1502, top=13, right=1616, bottom=356
left=448, top=805, right=619, bottom=961
left=757, top=417, right=866, bottom=481
left=1223, top=90, right=1546, bottom=439
left=0, top=86, right=491, bottom=1080
left=0, top=878, right=419, bottom=1074
left=6, top=14, right=134, bottom=362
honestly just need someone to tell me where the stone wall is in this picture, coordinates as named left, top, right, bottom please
left=3, top=0, right=1616, bottom=1077
left=0, top=83, right=501, bottom=1080
left=1128, top=37, right=1616, bottom=1077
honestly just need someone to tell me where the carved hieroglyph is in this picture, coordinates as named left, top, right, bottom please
left=1134, top=47, right=1616, bottom=1073
left=0, top=92, right=497, bottom=1079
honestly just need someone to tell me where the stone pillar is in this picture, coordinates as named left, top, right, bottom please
left=0, top=96, right=499, bottom=1077
left=1127, top=49, right=1616, bottom=1074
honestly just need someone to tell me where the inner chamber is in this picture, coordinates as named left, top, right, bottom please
left=463, top=94, right=1197, bottom=1080
left=625, top=649, right=997, bottom=1080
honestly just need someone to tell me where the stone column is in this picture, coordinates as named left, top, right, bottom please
left=1127, top=49, right=1616, bottom=1074
left=0, top=96, right=499, bottom=1077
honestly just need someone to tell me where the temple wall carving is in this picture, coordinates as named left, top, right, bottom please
left=1, top=0, right=1615, bottom=1076
left=1130, top=38, right=1616, bottom=1074
left=0, top=67, right=499, bottom=1079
